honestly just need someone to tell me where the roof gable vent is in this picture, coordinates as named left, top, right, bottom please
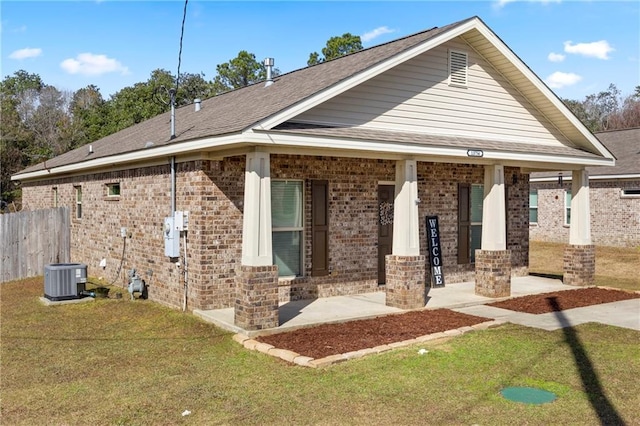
left=449, top=50, right=468, bottom=87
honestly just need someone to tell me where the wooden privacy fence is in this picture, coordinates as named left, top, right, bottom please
left=1, top=207, right=70, bottom=282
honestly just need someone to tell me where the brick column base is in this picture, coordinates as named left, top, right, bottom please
left=234, top=265, right=279, bottom=330
left=475, top=250, right=511, bottom=298
left=563, top=244, right=595, bottom=286
left=385, top=255, right=426, bottom=309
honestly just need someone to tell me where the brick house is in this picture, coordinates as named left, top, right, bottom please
left=13, top=17, right=614, bottom=330
left=530, top=127, right=640, bottom=248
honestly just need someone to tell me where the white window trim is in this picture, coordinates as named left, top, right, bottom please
left=74, top=186, right=82, bottom=219
left=621, top=188, right=640, bottom=198
left=271, top=179, right=304, bottom=278
left=106, top=182, right=121, bottom=197
left=564, top=189, right=571, bottom=227
left=470, top=183, right=483, bottom=263
left=448, top=49, right=468, bottom=87
left=470, top=184, right=483, bottom=228
left=529, top=189, right=538, bottom=225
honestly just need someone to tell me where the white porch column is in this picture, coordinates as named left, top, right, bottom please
left=563, top=169, right=594, bottom=286
left=392, top=160, right=420, bottom=256
left=241, top=151, right=273, bottom=266
left=481, top=164, right=506, bottom=251
left=475, top=164, right=510, bottom=298
left=386, top=159, right=425, bottom=309
left=569, top=169, right=591, bottom=245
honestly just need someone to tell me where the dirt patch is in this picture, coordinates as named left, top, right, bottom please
left=487, top=287, right=639, bottom=314
left=256, top=287, right=639, bottom=359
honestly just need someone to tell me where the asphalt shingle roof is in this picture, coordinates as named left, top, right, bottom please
left=531, top=127, right=639, bottom=178
left=18, top=18, right=470, bottom=175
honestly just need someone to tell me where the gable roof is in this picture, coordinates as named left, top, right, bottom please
left=531, top=127, right=640, bottom=181
left=13, top=16, right=614, bottom=182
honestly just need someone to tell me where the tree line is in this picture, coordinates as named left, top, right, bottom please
left=1, top=32, right=638, bottom=207
left=0, top=34, right=363, bottom=206
left=562, top=84, right=640, bottom=133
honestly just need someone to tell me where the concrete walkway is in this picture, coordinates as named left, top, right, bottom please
left=193, top=276, right=640, bottom=336
left=454, top=299, right=640, bottom=331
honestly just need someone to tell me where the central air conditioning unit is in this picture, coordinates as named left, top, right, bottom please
left=44, top=263, right=88, bottom=301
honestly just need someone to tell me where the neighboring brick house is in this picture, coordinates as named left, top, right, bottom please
left=13, top=16, right=614, bottom=330
left=530, top=127, right=640, bottom=248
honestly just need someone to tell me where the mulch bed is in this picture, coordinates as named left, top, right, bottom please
left=255, top=287, right=639, bottom=360
left=487, top=287, right=639, bottom=314
left=256, top=309, right=489, bottom=359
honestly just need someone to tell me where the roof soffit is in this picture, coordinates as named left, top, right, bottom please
left=459, top=24, right=613, bottom=160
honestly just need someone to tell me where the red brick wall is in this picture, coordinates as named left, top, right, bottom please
left=505, top=167, right=531, bottom=276
left=21, top=159, right=245, bottom=310
left=22, top=165, right=180, bottom=307
left=530, top=179, right=640, bottom=247
left=21, top=156, right=530, bottom=310
left=417, top=164, right=529, bottom=284
left=272, top=155, right=393, bottom=300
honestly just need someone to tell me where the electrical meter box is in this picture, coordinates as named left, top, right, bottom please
left=164, top=216, right=180, bottom=257
left=174, top=211, right=189, bottom=231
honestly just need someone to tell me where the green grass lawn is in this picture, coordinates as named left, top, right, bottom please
left=529, top=241, right=640, bottom=291
left=2, top=274, right=639, bottom=425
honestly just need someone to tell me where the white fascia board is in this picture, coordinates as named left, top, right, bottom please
left=473, top=24, right=614, bottom=161
left=530, top=176, right=567, bottom=183
left=12, top=133, right=246, bottom=181
left=244, top=131, right=615, bottom=168
left=591, top=174, right=640, bottom=180
left=531, top=174, right=640, bottom=183
left=254, top=19, right=481, bottom=131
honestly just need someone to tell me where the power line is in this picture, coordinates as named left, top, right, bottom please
left=175, top=0, right=188, bottom=95
left=151, top=0, right=187, bottom=111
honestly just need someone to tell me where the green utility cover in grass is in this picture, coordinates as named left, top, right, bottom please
left=501, top=387, right=557, bottom=404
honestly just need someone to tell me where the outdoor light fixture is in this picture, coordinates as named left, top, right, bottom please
left=512, top=173, right=518, bottom=185
left=558, top=172, right=563, bottom=186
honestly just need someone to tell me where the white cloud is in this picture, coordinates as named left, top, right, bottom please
left=2, top=24, right=27, bottom=34
left=494, top=0, right=560, bottom=9
left=563, top=40, right=614, bottom=60
left=361, top=26, right=395, bottom=43
left=60, top=53, right=129, bottom=76
left=494, top=0, right=517, bottom=7
left=545, top=71, right=582, bottom=89
left=9, top=47, right=42, bottom=60
left=547, top=52, right=565, bottom=62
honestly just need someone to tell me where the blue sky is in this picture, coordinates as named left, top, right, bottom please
left=2, top=1, right=638, bottom=101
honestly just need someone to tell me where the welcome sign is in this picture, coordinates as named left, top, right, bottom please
left=426, top=215, right=445, bottom=287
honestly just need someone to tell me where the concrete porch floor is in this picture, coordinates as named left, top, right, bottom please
left=194, top=275, right=574, bottom=336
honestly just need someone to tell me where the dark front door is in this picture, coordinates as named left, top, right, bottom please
left=378, top=185, right=395, bottom=284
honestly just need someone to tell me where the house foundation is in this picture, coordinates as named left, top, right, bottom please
left=475, top=250, right=511, bottom=297
left=234, top=265, right=279, bottom=330
left=563, top=244, right=595, bottom=286
left=385, top=255, right=426, bottom=309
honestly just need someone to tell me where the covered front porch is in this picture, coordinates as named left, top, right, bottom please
left=195, top=275, right=569, bottom=336
left=234, top=151, right=596, bottom=331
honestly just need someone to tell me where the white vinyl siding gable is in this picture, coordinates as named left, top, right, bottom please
left=294, top=37, right=571, bottom=147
